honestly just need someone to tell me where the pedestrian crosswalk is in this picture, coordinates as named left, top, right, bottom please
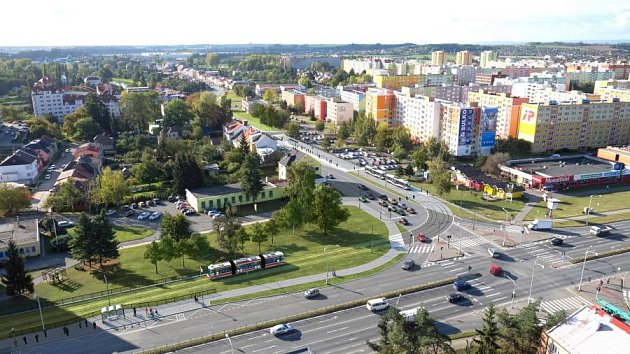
left=390, top=233, right=406, bottom=251
left=506, top=225, right=527, bottom=233
left=409, top=244, right=434, bottom=253
left=454, top=236, right=489, bottom=249
left=541, top=296, right=589, bottom=314
left=515, top=234, right=573, bottom=249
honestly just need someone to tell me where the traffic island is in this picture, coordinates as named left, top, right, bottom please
left=573, top=271, right=629, bottom=312
left=427, top=238, right=464, bottom=262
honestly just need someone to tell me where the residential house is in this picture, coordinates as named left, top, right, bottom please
left=278, top=149, right=306, bottom=181
left=0, top=149, right=39, bottom=184
left=93, top=133, right=115, bottom=155
left=73, top=142, right=104, bottom=171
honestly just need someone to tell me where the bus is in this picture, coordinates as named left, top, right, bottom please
left=207, top=251, right=285, bottom=279
left=385, top=174, right=411, bottom=190
left=365, top=166, right=386, bottom=180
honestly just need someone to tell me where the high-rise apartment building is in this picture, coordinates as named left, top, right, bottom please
left=431, top=51, right=447, bottom=66
left=456, top=51, right=473, bottom=66
left=480, top=51, right=498, bottom=68
left=440, top=103, right=485, bottom=157
left=517, top=100, right=630, bottom=153
left=467, top=90, right=530, bottom=139
left=394, top=92, right=441, bottom=143
left=366, top=88, right=396, bottom=126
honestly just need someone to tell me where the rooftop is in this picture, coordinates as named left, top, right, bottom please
left=0, top=219, right=39, bottom=246
left=188, top=181, right=287, bottom=199
left=507, top=156, right=613, bottom=178
left=546, top=306, right=630, bottom=353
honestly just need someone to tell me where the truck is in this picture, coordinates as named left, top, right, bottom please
left=528, top=219, right=553, bottom=230
left=590, top=225, right=613, bottom=236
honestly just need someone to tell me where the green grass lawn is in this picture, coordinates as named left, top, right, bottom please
left=0, top=207, right=390, bottom=337
left=67, top=225, right=153, bottom=243
left=411, top=182, right=525, bottom=221
left=554, top=211, right=630, bottom=228
left=523, top=184, right=630, bottom=221
left=233, top=110, right=281, bottom=132
left=302, top=155, right=321, bottom=170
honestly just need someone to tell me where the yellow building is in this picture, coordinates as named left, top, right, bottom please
left=374, top=75, right=423, bottom=91
left=480, top=50, right=497, bottom=68
left=0, top=219, right=41, bottom=262
left=456, top=51, right=472, bottom=66
left=517, top=100, right=630, bottom=153
left=431, top=51, right=447, bottom=66
left=366, top=88, right=396, bottom=126
left=467, top=90, right=530, bottom=139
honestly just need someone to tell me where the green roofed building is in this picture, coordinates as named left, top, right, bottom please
left=185, top=181, right=288, bottom=213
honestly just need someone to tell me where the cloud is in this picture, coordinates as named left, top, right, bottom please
left=613, top=11, right=630, bottom=28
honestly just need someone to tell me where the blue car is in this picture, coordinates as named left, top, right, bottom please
left=453, top=280, right=471, bottom=291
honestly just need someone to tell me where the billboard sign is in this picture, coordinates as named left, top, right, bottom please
left=458, top=108, right=474, bottom=147
left=518, top=106, right=538, bottom=140
left=480, top=107, right=498, bottom=148
left=481, top=131, right=496, bottom=147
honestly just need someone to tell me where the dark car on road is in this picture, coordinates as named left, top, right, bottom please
left=401, top=259, right=415, bottom=270
left=447, top=293, right=465, bottom=303
left=551, top=237, right=564, bottom=246
left=399, top=218, right=410, bottom=226
left=453, top=280, right=471, bottom=291
left=358, top=184, right=368, bottom=190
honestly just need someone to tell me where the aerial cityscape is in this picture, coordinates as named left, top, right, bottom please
left=1, top=1, right=630, bottom=353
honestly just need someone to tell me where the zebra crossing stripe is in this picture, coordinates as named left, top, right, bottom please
left=541, top=297, right=587, bottom=314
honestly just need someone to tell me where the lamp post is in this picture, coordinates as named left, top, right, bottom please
left=505, top=274, right=517, bottom=308
left=586, top=195, right=601, bottom=226
left=528, top=256, right=540, bottom=303
left=34, top=293, right=45, bottom=333
left=578, top=245, right=597, bottom=291
left=225, top=333, right=234, bottom=354
left=102, top=273, right=111, bottom=307
left=324, top=245, right=340, bottom=285
left=502, top=208, right=510, bottom=246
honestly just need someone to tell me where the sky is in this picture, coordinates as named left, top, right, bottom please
left=1, top=0, right=629, bottom=46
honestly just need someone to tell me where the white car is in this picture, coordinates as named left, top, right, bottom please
left=211, top=213, right=225, bottom=219
left=270, top=324, right=294, bottom=336
left=105, top=210, right=117, bottom=217
left=149, top=212, right=162, bottom=221
left=57, top=221, right=75, bottom=228
left=137, top=212, right=151, bottom=220
left=44, top=174, right=51, bottom=180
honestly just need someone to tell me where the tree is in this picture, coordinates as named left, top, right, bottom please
left=92, top=168, right=129, bottom=208
left=285, top=122, right=301, bottom=139
left=474, top=304, right=500, bottom=354
left=337, top=123, right=350, bottom=140
left=368, top=307, right=417, bottom=354
left=285, top=160, right=316, bottom=222
left=1, top=240, right=34, bottom=296
left=44, top=180, right=83, bottom=212
left=375, top=123, right=392, bottom=151
left=72, top=117, right=102, bottom=142
left=163, top=99, right=193, bottom=129
left=321, top=138, right=331, bottom=149
left=415, top=308, right=455, bottom=354
left=240, top=152, right=264, bottom=207
left=186, top=233, right=212, bottom=260
left=28, top=117, right=61, bottom=139
left=121, top=91, right=161, bottom=131
left=91, top=212, right=119, bottom=267
left=213, top=212, right=242, bottom=258
left=262, top=88, right=278, bottom=103
left=353, top=112, right=376, bottom=146
left=404, top=164, right=414, bottom=176
left=250, top=222, right=268, bottom=252
left=396, top=165, right=405, bottom=176
left=545, top=309, right=567, bottom=329
left=144, top=241, right=163, bottom=274
left=0, top=184, right=30, bottom=216
left=84, top=93, right=111, bottom=133
left=190, top=92, right=230, bottom=128
left=205, top=52, right=220, bottom=67
left=314, top=120, right=325, bottom=132
left=497, top=300, right=542, bottom=354
left=311, top=185, right=350, bottom=235
left=236, top=227, right=250, bottom=255
left=298, top=77, right=311, bottom=88
left=131, top=160, right=164, bottom=184
left=492, top=138, right=531, bottom=157
left=265, top=216, right=280, bottom=244
left=69, top=213, right=95, bottom=266
left=172, top=152, right=204, bottom=195
left=481, top=152, right=511, bottom=176
left=425, top=136, right=450, bottom=161
left=160, top=213, right=193, bottom=242
left=433, top=172, right=452, bottom=197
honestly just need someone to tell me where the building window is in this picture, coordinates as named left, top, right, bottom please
left=224, top=198, right=229, bottom=205
left=201, top=201, right=206, bottom=209
left=19, top=248, right=24, bottom=254
left=216, top=199, right=221, bottom=208
left=209, top=200, right=214, bottom=208
left=231, top=196, right=236, bottom=203
left=269, top=190, right=273, bottom=198
left=239, top=195, right=243, bottom=203
left=246, top=194, right=250, bottom=201
left=260, top=191, right=266, bottom=199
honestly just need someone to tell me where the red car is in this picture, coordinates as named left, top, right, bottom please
left=490, top=265, right=502, bottom=276
left=417, top=233, right=427, bottom=243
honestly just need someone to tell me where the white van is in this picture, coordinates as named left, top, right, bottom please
left=488, top=248, right=499, bottom=258
left=366, top=298, right=389, bottom=311
left=399, top=307, right=426, bottom=323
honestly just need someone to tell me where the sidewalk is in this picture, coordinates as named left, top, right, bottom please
left=573, top=271, right=630, bottom=312
left=427, top=239, right=464, bottom=262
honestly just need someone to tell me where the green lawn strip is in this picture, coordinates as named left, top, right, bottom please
left=225, top=91, right=243, bottom=110
left=396, top=223, right=407, bottom=235
left=302, top=154, right=321, bottom=170
left=553, top=211, right=630, bottom=228
left=66, top=225, right=153, bottom=243
left=210, top=253, right=405, bottom=305
left=523, top=184, right=630, bottom=221
left=449, top=331, right=476, bottom=340
left=139, top=275, right=456, bottom=354
left=0, top=207, right=390, bottom=336
left=568, top=246, right=630, bottom=263
left=232, top=110, right=280, bottom=132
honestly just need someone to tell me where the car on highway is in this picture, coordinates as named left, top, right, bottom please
left=366, top=298, right=389, bottom=311
left=366, top=193, right=375, bottom=200
left=105, top=210, right=117, bottom=217
left=453, top=280, right=471, bottom=291
left=378, top=194, right=388, bottom=201
left=304, top=288, right=320, bottom=299
left=358, top=196, right=368, bottom=203
left=270, top=324, right=294, bottom=336
left=401, top=259, right=415, bottom=270
left=399, top=218, right=410, bottom=226
left=137, top=212, right=151, bottom=220
left=57, top=221, right=75, bottom=228
left=447, top=293, right=465, bottom=303
left=417, top=233, right=427, bottom=243
left=489, top=265, right=502, bottom=276
left=379, top=200, right=388, bottom=207
left=551, top=237, right=564, bottom=246
left=358, top=184, right=368, bottom=190
left=149, top=212, right=162, bottom=221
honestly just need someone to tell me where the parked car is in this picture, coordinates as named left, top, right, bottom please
left=211, top=213, right=225, bottom=220
left=137, top=212, right=151, bottom=220
left=149, top=212, right=162, bottom=221
left=44, top=174, right=51, bottom=180
left=152, top=197, right=160, bottom=204
left=401, top=259, right=415, bottom=270
left=399, top=218, right=410, bottom=226
left=184, top=209, right=195, bottom=216
left=125, top=210, right=135, bottom=217
left=417, top=233, right=427, bottom=243
left=378, top=194, right=388, bottom=201
left=304, top=288, right=320, bottom=299
left=145, top=200, right=154, bottom=207
left=406, top=207, right=416, bottom=214
left=168, top=195, right=176, bottom=202
left=447, top=293, right=465, bottom=303
left=489, top=265, right=502, bottom=276
left=138, top=201, right=146, bottom=208
left=57, top=221, right=75, bottom=228
left=105, top=210, right=117, bottom=217
left=270, top=324, right=294, bottom=336
left=453, top=280, right=471, bottom=291
left=131, top=203, right=139, bottom=209
left=397, top=209, right=407, bottom=216
left=327, top=174, right=335, bottom=179
left=358, top=184, right=368, bottom=190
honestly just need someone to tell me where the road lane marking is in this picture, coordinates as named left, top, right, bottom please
left=252, top=345, right=276, bottom=352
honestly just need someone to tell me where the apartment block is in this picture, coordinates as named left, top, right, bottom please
left=568, top=71, right=614, bottom=84
left=431, top=51, right=447, bottom=66
left=517, top=100, right=630, bottom=153
left=594, top=80, right=630, bottom=102
left=366, top=88, right=396, bottom=126
left=456, top=51, right=472, bottom=66
left=394, top=92, right=441, bottom=143
left=475, top=72, right=508, bottom=86
left=339, top=88, right=366, bottom=112
left=304, top=95, right=327, bottom=120
left=326, top=99, right=354, bottom=125
left=467, top=90, right=530, bottom=139
left=374, top=75, right=423, bottom=91
left=281, top=90, right=305, bottom=112
left=440, top=103, right=482, bottom=156
left=480, top=51, right=498, bottom=68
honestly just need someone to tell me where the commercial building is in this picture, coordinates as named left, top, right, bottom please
left=185, top=181, right=287, bottom=212
left=431, top=51, right=447, bottom=66
left=0, top=219, right=41, bottom=263
left=539, top=306, right=630, bottom=354
left=366, top=88, right=396, bottom=126
left=480, top=51, right=498, bottom=68
left=452, top=164, right=525, bottom=200
left=326, top=99, right=353, bottom=125
left=467, top=90, right=530, bottom=139
left=517, top=100, right=630, bottom=153
left=394, top=91, right=441, bottom=143
left=597, top=146, right=630, bottom=165
left=281, top=90, right=305, bottom=112
left=500, top=155, right=630, bottom=191
left=440, top=103, right=496, bottom=157
left=456, top=51, right=472, bottom=66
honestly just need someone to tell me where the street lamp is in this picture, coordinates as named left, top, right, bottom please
left=34, top=293, right=45, bottom=333
left=586, top=195, right=602, bottom=226
left=102, top=273, right=111, bottom=307
left=578, top=245, right=597, bottom=291
left=502, top=208, right=510, bottom=246
left=324, top=245, right=340, bottom=285
left=225, top=333, right=234, bottom=354
left=505, top=274, right=517, bottom=308
left=528, top=256, right=540, bottom=303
